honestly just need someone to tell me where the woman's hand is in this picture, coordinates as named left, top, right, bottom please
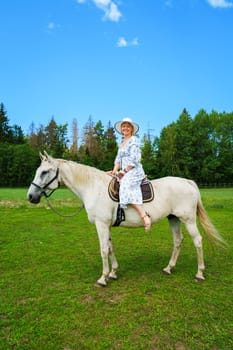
left=117, top=170, right=125, bottom=179
left=106, top=170, right=126, bottom=179
left=124, top=166, right=134, bottom=173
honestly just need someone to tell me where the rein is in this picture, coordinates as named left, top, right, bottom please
left=45, top=197, right=85, bottom=218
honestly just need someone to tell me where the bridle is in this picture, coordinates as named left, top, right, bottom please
left=31, top=168, right=60, bottom=198
left=30, top=167, right=84, bottom=217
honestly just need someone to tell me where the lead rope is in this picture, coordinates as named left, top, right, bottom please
left=46, top=197, right=85, bottom=218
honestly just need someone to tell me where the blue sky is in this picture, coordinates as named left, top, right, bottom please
left=1, top=0, right=233, bottom=140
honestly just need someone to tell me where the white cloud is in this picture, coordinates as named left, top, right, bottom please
left=165, top=0, right=173, bottom=6
left=77, top=0, right=122, bottom=22
left=117, top=37, right=139, bottom=48
left=47, top=22, right=56, bottom=30
left=206, top=0, right=233, bottom=8
left=46, top=22, right=61, bottom=32
left=105, top=2, right=121, bottom=21
left=117, top=37, right=127, bottom=47
left=93, top=0, right=110, bottom=5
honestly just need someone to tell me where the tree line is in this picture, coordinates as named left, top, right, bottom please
left=0, top=103, right=232, bottom=187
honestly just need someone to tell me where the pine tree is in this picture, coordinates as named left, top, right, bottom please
left=156, top=123, right=179, bottom=176
left=175, top=109, right=194, bottom=178
left=103, top=121, right=118, bottom=170
left=45, top=117, right=69, bottom=157
left=0, top=103, right=12, bottom=142
left=141, top=132, right=157, bottom=179
left=70, top=118, right=78, bottom=157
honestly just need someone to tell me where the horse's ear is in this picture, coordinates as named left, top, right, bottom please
left=39, top=152, right=46, bottom=161
left=43, top=151, right=54, bottom=163
left=39, top=151, right=52, bottom=162
left=44, top=150, right=49, bottom=159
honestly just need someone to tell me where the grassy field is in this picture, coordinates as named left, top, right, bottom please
left=0, top=187, right=232, bottom=350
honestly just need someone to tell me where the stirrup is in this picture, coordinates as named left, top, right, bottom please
left=141, top=212, right=151, bottom=232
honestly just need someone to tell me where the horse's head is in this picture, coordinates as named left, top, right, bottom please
left=27, top=151, right=60, bottom=204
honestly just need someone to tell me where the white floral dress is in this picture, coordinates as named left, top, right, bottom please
left=114, top=136, right=145, bottom=208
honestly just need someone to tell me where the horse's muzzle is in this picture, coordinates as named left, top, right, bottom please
left=27, top=192, right=41, bottom=204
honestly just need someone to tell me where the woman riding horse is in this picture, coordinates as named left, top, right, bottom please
left=107, top=117, right=151, bottom=231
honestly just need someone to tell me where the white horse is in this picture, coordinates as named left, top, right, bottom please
left=27, top=152, right=225, bottom=286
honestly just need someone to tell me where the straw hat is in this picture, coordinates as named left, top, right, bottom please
left=114, top=117, right=139, bottom=135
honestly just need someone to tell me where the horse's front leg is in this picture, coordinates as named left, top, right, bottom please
left=95, top=221, right=118, bottom=286
left=108, top=234, right=118, bottom=280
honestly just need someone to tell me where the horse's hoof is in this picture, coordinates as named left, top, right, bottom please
left=162, top=268, right=171, bottom=275
left=195, top=276, right=205, bottom=283
left=109, top=276, right=117, bottom=281
left=96, top=276, right=107, bottom=287
left=95, top=281, right=107, bottom=287
left=108, top=272, right=118, bottom=280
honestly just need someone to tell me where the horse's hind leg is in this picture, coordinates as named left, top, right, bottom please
left=163, top=215, right=183, bottom=275
left=185, top=221, right=205, bottom=281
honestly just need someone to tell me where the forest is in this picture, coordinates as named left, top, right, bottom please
left=0, top=102, right=232, bottom=187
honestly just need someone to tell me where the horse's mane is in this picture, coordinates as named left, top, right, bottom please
left=56, top=159, right=108, bottom=185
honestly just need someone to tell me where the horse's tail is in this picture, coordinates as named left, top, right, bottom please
left=197, top=197, right=227, bottom=247
left=186, top=179, right=227, bottom=247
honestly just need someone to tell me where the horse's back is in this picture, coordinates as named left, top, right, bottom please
left=150, top=176, right=200, bottom=217
left=151, top=176, right=197, bottom=188
left=152, top=176, right=198, bottom=192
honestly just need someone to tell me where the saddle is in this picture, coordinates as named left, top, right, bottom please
left=108, top=176, right=154, bottom=203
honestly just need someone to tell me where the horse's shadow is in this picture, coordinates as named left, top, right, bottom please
left=113, top=242, right=197, bottom=282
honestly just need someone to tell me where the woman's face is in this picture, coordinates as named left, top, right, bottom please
left=121, top=122, right=133, bottom=137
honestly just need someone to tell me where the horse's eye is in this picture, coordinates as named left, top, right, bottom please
left=41, top=170, right=48, bottom=178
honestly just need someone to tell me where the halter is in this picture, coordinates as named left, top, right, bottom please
left=31, top=167, right=84, bottom=217
left=31, top=168, right=60, bottom=198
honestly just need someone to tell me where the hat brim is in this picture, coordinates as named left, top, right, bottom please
left=114, top=120, right=139, bottom=135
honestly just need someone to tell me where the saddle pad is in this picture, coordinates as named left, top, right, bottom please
left=108, top=177, right=154, bottom=203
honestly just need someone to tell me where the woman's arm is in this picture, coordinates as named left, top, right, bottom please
left=106, top=161, right=120, bottom=176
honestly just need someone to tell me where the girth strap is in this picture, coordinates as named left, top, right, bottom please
left=112, top=205, right=125, bottom=226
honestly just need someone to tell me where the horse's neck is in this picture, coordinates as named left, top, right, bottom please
left=58, top=160, right=106, bottom=202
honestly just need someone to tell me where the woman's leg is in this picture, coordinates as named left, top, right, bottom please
left=132, top=204, right=151, bottom=231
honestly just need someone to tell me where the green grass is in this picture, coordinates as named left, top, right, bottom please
left=0, top=188, right=232, bottom=349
